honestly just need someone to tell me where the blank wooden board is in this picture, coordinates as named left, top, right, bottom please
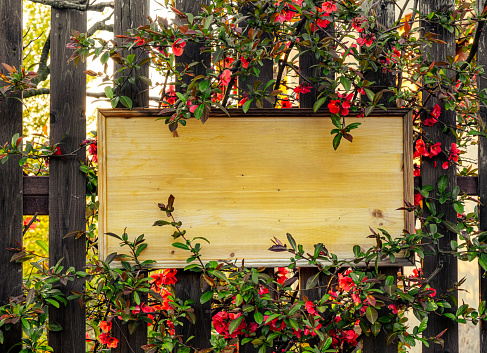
left=98, top=109, right=413, bottom=267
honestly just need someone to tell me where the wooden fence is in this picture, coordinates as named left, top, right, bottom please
left=0, top=0, right=485, bottom=353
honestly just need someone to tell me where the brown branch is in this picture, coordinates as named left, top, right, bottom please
left=26, top=0, right=114, bottom=12
left=87, top=12, right=114, bottom=37
left=457, top=1, right=487, bottom=78
left=23, top=88, right=160, bottom=102
left=31, top=34, right=50, bottom=86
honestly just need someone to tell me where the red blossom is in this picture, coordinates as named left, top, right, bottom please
left=134, top=36, right=146, bottom=46
left=281, top=99, right=292, bottom=108
left=338, top=272, right=355, bottom=291
left=351, top=16, right=367, bottom=33
left=322, top=1, right=337, bottom=14
left=241, top=57, right=250, bottom=68
left=294, top=83, right=312, bottom=94
left=413, top=163, right=420, bottom=177
left=388, top=304, right=399, bottom=314
left=414, top=192, right=423, bottom=206
left=357, top=34, right=375, bottom=47
left=276, top=267, right=288, bottom=284
left=220, top=69, right=232, bottom=87
left=23, top=217, right=38, bottom=230
left=429, top=142, right=441, bottom=157
left=172, top=39, right=186, bottom=56
left=100, top=320, right=112, bottom=333
left=98, top=332, right=110, bottom=344
left=107, top=337, right=119, bottom=348
left=305, top=301, right=317, bottom=315
left=53, top=146, right=61, bottom=155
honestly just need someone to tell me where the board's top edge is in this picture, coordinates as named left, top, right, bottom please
left=97, top=108, right=412, bottom=118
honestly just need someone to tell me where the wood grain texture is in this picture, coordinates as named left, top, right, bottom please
left=112, top=0, right=150, bottom=349
left=175, top=0, right=211, bottom=87
left=420, top=0, right=458, bottom=352
left=362, top=0, right=396, bottom=106
left=48, top=6, right=87, bottom=352
left=173, top=2, right=213, bottom=351
left=238, top=3, right=274, bottom=108
left=0, top=0, right=23, bottom=350
left=478, top=1, right=487, bottom=350
left=98, top=112, right=412, bottom=267
left=114, top=0, right=150, bottom=108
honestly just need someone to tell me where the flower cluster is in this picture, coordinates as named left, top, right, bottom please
left=328, top=92, right=353, bottom=116
left=97, top=321, right=119, bottom=348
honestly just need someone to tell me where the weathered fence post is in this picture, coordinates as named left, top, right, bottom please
left=48, top=3, right=87, bottom=352
left=174, top=0, right=213, bottom=349
left=111, top=1, right=150, bottom=351
left=477, top=4, right=487, bottom=352
left=114, top=0, right=150, bottom=108
left=0, top=0, right=23, bottom=351
left=420, top=0, right=458, bottom=352
left=360, top=1, right=399, bottom=352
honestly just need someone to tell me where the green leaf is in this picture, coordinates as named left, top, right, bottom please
left=365, top=306, right=378, bottom=324
left=287, top=233, right=297, bottom=251
left=200, top=290, right=213, bottom=304
left=418, top=316, right=428, bottom=333
left=48, top=322, right=63, bottom=332
left=323, top=337, right=332, bottom=350
left=199, top=80, right=209, bottom=92
left=364, top=88, right=375, bottom=102
left=35, top=240, right=49, bottom=254
left=313, top=97, right=326, bottom=112
left=235, top=294, right=243, bottom=306
left=228, top=315, right=244, bottom=334
left=194, top=104, right=204, bottom=120
left=134, top=291, right=141, bottom=305
left=101, top=51, right=110, bottom=65
left=306, top=271, right=320, bottom=290
left=119, top=96, right=133, bottom=109
left=104, top=86, right=114, bottom=99
left=479, top=254, right=487, bottom=271
left=46, top=299, right=60, bottom=308
left=371, top=322, right=381, bottom=336
left=172, top=242, right=190, bottom=250
left=242, top=99, right=252, bottom=113
left=453, top=202, right=464, bottom=214
left=332, top=133, right=342, bottom=150
left=437, top=175, right=448, bottom=194
left=254, top=311, right=264, bottom=324
left=340, top=76, right=351, bottom=91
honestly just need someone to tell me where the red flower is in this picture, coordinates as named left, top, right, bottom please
left=322, top=1, right=337, bottom=15
left=414, top=139, right=429, bottom=158
left=134, top=36, right=146, bottom=46
left=429, top=142, right=441, bottom=157
left=328, top=100, right=340, bottom=114
left=388, top=304, right=399, bottom=314
left=172, top=39, right=186, bottom=56
left=100, top=320, right=112, bottom=333
left=53, top=146, right=61, bottom=155
left=317, top=18, right=330, bottom=28
left=357, top=34, right=375, bottom=47
left=338, top=273, right=354, bottom=291
left=23, top=217, right=38, bottom=230
left=223, top=57, right=234, bottom=68
left=107, top=337, right=119, bottom=348
left=423, top=115, right=438, bottom=126
left=239, top=92, right=249, bottom=107
left=413, top=163, right=420, bottom=177
left=351, top=16, right=367, bottom=33
left=305, top=301, right=317, bottom=315
left=219, top=69, right=232, bottom=87
left=276, top=267, right=288, bottom=284
left=294, top=83, right=312, bottom=94
left=281, top=99, right=292, bottom=108
left=414, top=192, right=423, bottom=206
left=431, top=103, right=441, bottom=118
left=98, top=332, right=110, bottom=344
left=241, top=57, right=250, bottom=69
left=164, top=85, right=177, bottom=105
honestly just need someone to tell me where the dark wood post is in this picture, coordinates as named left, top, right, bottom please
left=238, top=4, right=274, bottom=108
left=173, top=0, right=212, bottom=349
left=361, top=1, right=399, bottom=352
left=48, top=4, right=87, bottom=352
left=0, top=0, right=23, bottom=351
left=114, top=0, right=150, bottom=108
left=478, top=4, right=487, bottom=352
left=111, top=1, right=150, bottom=352
left=420, top=0, right=458, bottom=352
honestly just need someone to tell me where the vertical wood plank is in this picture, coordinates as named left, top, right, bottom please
left=49, top=4, right=87, bottom=352
left=360, top=2, right=398, bottom=352
left=420, top=0, right=458, bottom=352
left=112, top=1, right=150, bottom=351
left=174, top=0, right=212, bottom=349
left=238, top=3, right=274, bottom=108
left=114, top=0, right=150, bottom=108
left=0, top=0, right=23, bottom=351
left=478, top=4, right=487, bottom=352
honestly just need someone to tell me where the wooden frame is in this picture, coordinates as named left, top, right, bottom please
left=98, top=108, right=413, bottom=268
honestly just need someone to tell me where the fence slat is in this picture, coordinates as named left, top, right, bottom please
left=114, top=0, right=150, bottom=108
left=238, top=3, right=274, bottom=108
left=420, top=0, right=458, bottom=352
left=361, top=1, right=399, bottom=352
left=478, top=6, right=487, bottom=352
left=111, top=1, right=150, bottom=351
left=0, top=0, right=23, bottom=351
left=174, top=0, right=212, bottom=349
left=48, top=5, right=87, bottom=352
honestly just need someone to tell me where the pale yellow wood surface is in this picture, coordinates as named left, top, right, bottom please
left=98, top=113, right=412, bottom=267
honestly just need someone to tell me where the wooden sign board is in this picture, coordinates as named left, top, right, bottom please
left=98, top=109, right=413, bottom=268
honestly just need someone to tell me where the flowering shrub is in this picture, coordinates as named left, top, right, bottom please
left=1, top=0, right=487, bottom=352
